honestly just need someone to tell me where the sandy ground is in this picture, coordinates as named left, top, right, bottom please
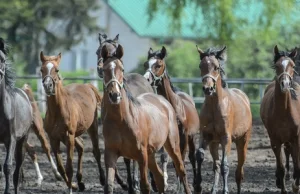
left=0, top=123, right=293, bottom=194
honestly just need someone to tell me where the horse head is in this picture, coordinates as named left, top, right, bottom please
left=101, top=43, right=124, bottom=104
left=272, top=45, right=298, bottom=93
left=96, top=33, right=120, bottom=78
left=197, top=45, right=227, bottom=96
left=39, top=51, right=62, bottom=96
left=143, top=46, right=167, bottom=86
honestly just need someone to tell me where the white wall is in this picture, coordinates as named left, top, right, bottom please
left=59, top=0, right=151, bottom=73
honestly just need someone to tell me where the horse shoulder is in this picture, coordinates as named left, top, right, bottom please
left=264, top=81, right=275, bottom=95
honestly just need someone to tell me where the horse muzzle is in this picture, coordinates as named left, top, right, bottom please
left=203, top=85, right=215, bottom=96
left=108, top=91, right=122, bottom=104
left=143, top=71, right=154, bottom=85
left=43, top=77, right=55, bottom=96
left=280, top=79, right=291, bottom=93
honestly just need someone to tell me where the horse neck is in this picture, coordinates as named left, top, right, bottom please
left=157, top=75, right=178, bottom=105
left=46, top=81, right=68, bottom=116
left=205, top=77, right=224, bottom=105
left=274, top=80, right=292, bottom=112
left=102, top=89, right=131, bottom=122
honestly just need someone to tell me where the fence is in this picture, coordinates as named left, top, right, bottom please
left=16, top=75, right=273, bottom=114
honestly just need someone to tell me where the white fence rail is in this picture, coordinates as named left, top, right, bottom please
left=16, top=75, right=273, bottom=113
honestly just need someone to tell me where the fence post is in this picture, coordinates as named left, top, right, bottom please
left=188, top=82, right=193, bottom=97
left=90, top=68, right=98, bottom=89
left=36, top=67, right=46, bottom=114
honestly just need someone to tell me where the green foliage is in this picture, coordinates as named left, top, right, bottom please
left=0, top=0, right=101, bottom=73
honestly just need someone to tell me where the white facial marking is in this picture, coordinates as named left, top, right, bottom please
left=148, top=58, right=157, bottom=68
left=46, top=62, right=54, bottom=75
left=144, top=71, right=150, bottom=79
left=282, top=59, right=289, bottom=71
left=110, top=61, right=116, bottom=78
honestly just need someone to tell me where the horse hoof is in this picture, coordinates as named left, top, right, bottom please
left=276, top=178, right=282, bottom=189
left=78, top=182, right=85, bottom=191
left=100, top=176, right=105, bottom=186
left=129, top=188, right=140, bottom=194
left=150, top=180, right=158, bottom=192
left=120, top=182, right=128, bottom=191
left=71, top=183, right=78, bottom=190
left=54, top=172, right=63, bottom=181
left=293, top=181, right=300, bottom=193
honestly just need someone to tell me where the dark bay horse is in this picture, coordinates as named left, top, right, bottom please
left=196, top=45, right=252, bottom=194
left=143, top=46, right=200, bottom=191
left=0, top=38, right=33, bottom=194
left=40, top=52, right=103, bottom=194
left=260, top=45, right=300, bottom=194
left=101, top=45, right=191, bottom=194
left=96, top=33, right=154, bottom=194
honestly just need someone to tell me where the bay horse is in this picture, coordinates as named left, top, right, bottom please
left=260, top=45, right=300, bottom=194
left=143, top=46, right=200, bottom=191
left=195, top=45, right=252, bottom=194
left=0, top=38, right=33, bottom=194
left=39, top=51, right=103, bottom=194
left=96, top=33, right=154, bottom=194
left=101, top=44, right=191, bottom=194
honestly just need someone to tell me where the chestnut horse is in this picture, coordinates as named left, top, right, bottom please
left=195, top=45, right=252, bottom=194
left=260, top=45, right=300, bottom=194
left=96, top=33, right=155, bottom=194
left=101, top=45, right=191, bottom=194
left=22, top=83, right=62, bottom=184
left=143, top=46, right=200, bottom=191
left=40, top=52, right=103, bottom=194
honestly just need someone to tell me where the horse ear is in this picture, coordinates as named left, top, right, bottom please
left=113, top=34, right=119, bottom=42
left=289, top=48, right=298, bottom=59
left=216, top=46, right=227, bottom=61
left=274, top=45, right=280, bottom=56
left=0, top=38, right=4, bottom=53
left=115, top=44, right=124, bottom=59
left=160, top=46, right=167, bottom=59
left=56, top=53, right=62, bottom=65
left=148, top=47, right=153, bottom=58
left=99, top=33, right=107, bottom=44
left=196, top=45, right=204, bottom=55
left=40, top=51, right=46, bottom=62
left=101, top=45, right=109, bottom=61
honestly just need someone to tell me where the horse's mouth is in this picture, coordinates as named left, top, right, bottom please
left=109, top=97, right=121, bottom=104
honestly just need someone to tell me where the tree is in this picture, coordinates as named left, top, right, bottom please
left=0, top=0, right=100, bottom=74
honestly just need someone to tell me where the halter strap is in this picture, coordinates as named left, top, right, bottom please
left=202, top=73, right=219, bottom=83
left=0, top=68, right=5, bottom=83
left=147, top=68, right=166, bottom=84
left=104, top=77, right=123, bottom=90
left=277, top=72, right=292, bottom=80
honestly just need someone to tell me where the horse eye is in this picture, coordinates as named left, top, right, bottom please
left=214, top=66, right=219, bottom=71
left=55, top=69, right=59, bottom=73
left=40, top=69, right=43, bottom=73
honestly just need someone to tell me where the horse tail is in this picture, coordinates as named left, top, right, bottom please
left=87, top=83, right=102, bottom=109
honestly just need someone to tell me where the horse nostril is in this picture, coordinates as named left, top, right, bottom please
left=49, top=83, right=53, bottom=88
left=202, top=86, right=205, bottom=91
left=210, top=87, right=214, bottom=91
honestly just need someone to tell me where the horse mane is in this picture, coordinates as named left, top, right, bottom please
left=201, top=47, right=228, bottom=88
left=0, top=39, right=17, bottom=94
left=123, top=78, right=141, bottom=106
left=271, top=50, right=292, bottom=69
left=148, top=49, right=167, bottom=60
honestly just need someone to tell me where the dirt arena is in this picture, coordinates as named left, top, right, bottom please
left=0, top=122, right=292, bottom=194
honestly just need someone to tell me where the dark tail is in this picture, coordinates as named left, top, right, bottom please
left=87, top=83, right=102, bottom=109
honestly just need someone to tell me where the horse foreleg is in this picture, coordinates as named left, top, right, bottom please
left=138, top=151, right=150, bottom=194
left=132, top=160, right=140, bottom=193
left=74, top=137, right=85, bottom=191
left=25, top=142, right=43, bottom=186
left=271, top=141, right=287, bottom=194
left=164, top=135, right=191, bottom=194
left=235, top=130, right=250, bottom=194
left=4, top=136, right=16, bottom=194
left=148, top=153, right=164, bottom=193
left=284, top=143, right=291, bottom=180
left=160, top=147, right=169, bottom=191
left=188, top=135, right=196, bottom=187
left=209, top=142, right=221, bottom=194
left=195, top=132, right=207, bottom=194
left=291, top=141, right=300, bottom=194
left=65, top=134, right=75, bottom=194
left=220, top=135, right=231, bottom=194
left=32, top=120, right=62, bottom=181
left=87, top=120, right=106, bottom=186
left=13, top=135, right=28, bottom=194
left=104, top=149, right=118, bottom=194
left=124, top=158, right=139, bottom=194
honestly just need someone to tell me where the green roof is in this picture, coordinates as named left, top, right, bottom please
left=107, top=0, right=205, bottom=39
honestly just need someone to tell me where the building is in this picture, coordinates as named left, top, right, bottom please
left=59, top=0, right=199, bottom=73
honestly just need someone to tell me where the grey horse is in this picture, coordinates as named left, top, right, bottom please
left=0, top=38, right=33, bottom=194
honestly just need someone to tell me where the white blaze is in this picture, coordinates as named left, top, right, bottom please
left=282, top=59, right=289, bottom=71
left=46, top=62, right=54, bottom=75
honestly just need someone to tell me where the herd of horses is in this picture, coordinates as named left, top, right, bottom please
left=0, top=34, right=299, bottom=194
